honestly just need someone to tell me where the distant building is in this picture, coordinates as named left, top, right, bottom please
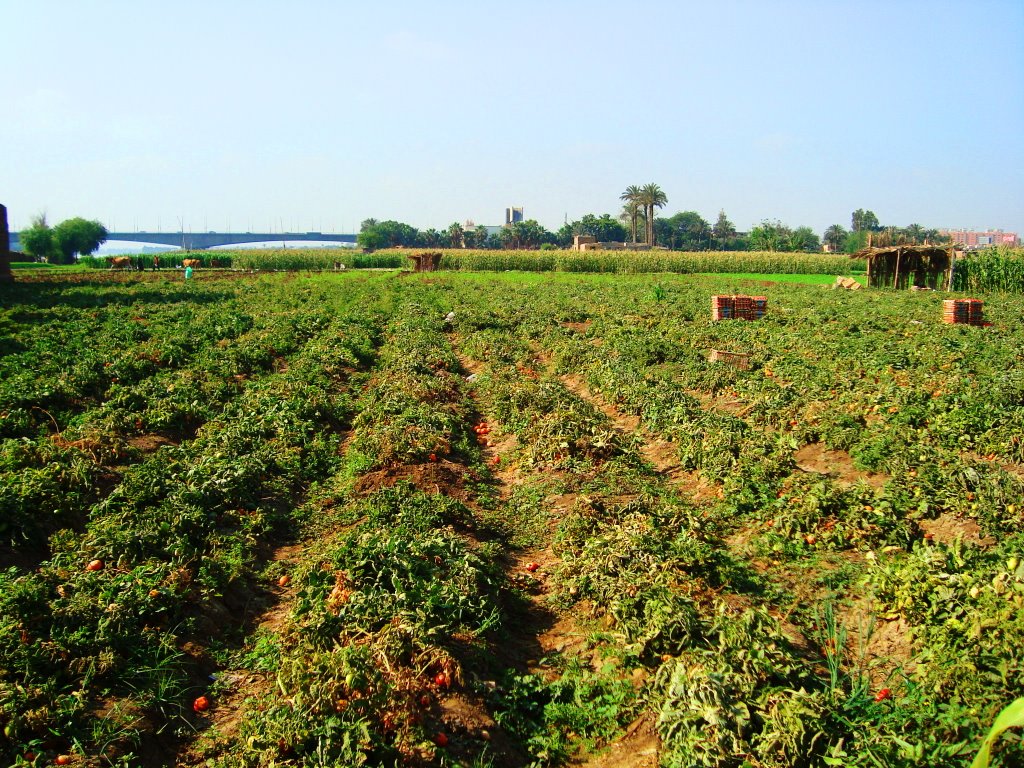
left=505, top=207, right=524, bottom=226
left=939, top=229, right=1019, bottom=248
left=464, top=220, right=502, bottom=239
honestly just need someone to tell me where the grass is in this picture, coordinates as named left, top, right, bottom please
left=11, top=261, right=89, bottom=270
left=696, top=272, right=865, bottom=286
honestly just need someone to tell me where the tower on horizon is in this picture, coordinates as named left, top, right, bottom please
left=505, top=207, right=524, bottom=226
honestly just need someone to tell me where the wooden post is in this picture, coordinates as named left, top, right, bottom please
left=0, top=204, right=13, bottom=283
left=893, top=247, right=902, bottom=289
left=865, top=253, right=872, bottom=288
left=947, top=247, right=956, bottom=291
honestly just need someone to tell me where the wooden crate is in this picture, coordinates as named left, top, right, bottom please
left=709, top=349, right=751, bottom=369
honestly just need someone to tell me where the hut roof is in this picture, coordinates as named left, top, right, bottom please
left=851, top=244, right=954, bottom=260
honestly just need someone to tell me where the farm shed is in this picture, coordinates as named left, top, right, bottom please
left=854, top=244, right=956, bottom=290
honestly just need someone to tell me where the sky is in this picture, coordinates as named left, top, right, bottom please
left=3, top=0, right=1022, bottom=237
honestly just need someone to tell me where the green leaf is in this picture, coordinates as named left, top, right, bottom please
left=970, top=697, right=1024, bottom=768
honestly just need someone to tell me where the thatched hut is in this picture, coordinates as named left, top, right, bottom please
left=853, top=244, right=956, bottom=290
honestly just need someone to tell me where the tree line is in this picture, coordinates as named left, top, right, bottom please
left=359, top=191, right=951, bottom=254
left=15, top=199, right=951, bottom=261
left=19, top=215, right=108, bottom=263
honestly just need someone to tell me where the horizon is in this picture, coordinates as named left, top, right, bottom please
left=3, top=0, right=1022, bottom=237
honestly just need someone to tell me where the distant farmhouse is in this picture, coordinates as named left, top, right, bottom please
left=939, top=229, right=1019, bottom=248
left=570, top=235, right=654, bottom=251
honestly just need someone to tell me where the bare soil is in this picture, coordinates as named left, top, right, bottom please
left=919, top=512, right=996, bottom=547
left=127, top=433, right=177, bottom=453
left=572, top=716, right=660, bottom=768
left=794, top=442, right=889, bottom=488
left=352, top=460, right=482, bottom=502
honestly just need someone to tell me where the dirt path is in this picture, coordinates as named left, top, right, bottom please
left=177, top=542, right=305, bottom=765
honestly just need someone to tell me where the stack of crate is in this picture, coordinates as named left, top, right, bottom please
left=750, top=296, right=768, bottom=320
left=941, top=298, right=984, bottom=326
left=711, top=295, right=735, bottom=320
left=711, top=295, right=769, bottom=321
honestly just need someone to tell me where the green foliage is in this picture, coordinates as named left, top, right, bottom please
left=51, top=217, right=108, bottom=262
left=852, top=208, right=881, bottom=232
left=438, top=249, right=862, bottom=274
left=356, top=219, right=419, bottom=251
left=4, top=271, right=1024, bottom=766
left=748, top=220, right=821, bottom=253
left=952, top=247, right=1024, bottom=293
left=656, top=211, right=711, bottom=250
left=18, top=214, right=55, bottom=261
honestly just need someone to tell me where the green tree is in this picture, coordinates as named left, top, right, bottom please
left=823, top=224, right=847, bottom=252
left=788, top=225, right=820, bottom=252
left=20, top=213, right=55, bottom=261
left=500, top=220, right=550, bottom=249
left=851, top=209, right=880, bottom=232
left=446, top=222, right=464, bottom=249
left=356, top=227, right=386, bottom=251
left=843, top=229, right=870, bottom=253
left=619, top=185, right=643, bottom=243
left=712, top=210, right=736, bottom=249
left=922, top=228, right=949, bottom=245
left=575, top=213, right=628, bottom=243
left=903, top=223, right=925, bottom=244
left=748, top=220, right=791, bottom=252
left=379, top=220, right=419, bottom=247
left=421, top=228, right=441, bottom=247
left=638, top=183, right=668, bottom=245
left=467, top=226, right=490, bottom=248
left=51, top=217, right=107, bottom=263
left=657, top=211, right=710, bottom=250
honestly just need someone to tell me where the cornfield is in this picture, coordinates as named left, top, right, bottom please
left=437, top=249, right=864, bottom=275
left=951, top=247, right=1024, bottom=293
left=79, top=249, right=405, bottom=271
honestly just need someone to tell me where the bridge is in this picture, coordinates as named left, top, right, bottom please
left=8, top=231, right=357, bottom=252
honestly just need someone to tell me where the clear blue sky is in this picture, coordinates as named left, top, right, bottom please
left=3, top=0, right=1022, bottom=236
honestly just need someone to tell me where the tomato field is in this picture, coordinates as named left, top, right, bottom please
left=1, top=268, right=1022, bottom=767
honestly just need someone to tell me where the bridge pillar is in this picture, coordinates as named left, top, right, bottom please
left=0, top=204, right=13, bottom=283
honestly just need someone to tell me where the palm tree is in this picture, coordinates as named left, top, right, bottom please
left=447, top=222, right=464, bottom=249
left=904, top=223, right=925, bottom=244
left=639, top=183, right=667, bottom=245
left=823, top=224, right=847, bottom=252
left=619, top=185, right=642, bottom=243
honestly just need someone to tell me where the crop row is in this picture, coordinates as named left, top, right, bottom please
left=193, top=304, right=509, bottom=765
left=0, top=276, right=388, bottom=765
left=443, top=273, right=1024, bottom=766
left=2, top=271, right=1022, bottom=766
left=75, top=249, right=870, bottom=276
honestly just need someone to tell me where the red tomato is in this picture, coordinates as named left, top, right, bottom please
left=55, top=757, right=71, bottom=766
left=429, top=453, right=437, bottom=462
left=874, top=688, right=892, bottom=702
left=278, top=575, right=291, bottom=587
left=434, top=672, right=449, bottom=688
left=434, top=732, right=449, bottom=747
left=193, top=695, right=210, bottom=712
left=86, top=559, right=104, bottom=572
left=525, top=562, right=540, bottom=573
